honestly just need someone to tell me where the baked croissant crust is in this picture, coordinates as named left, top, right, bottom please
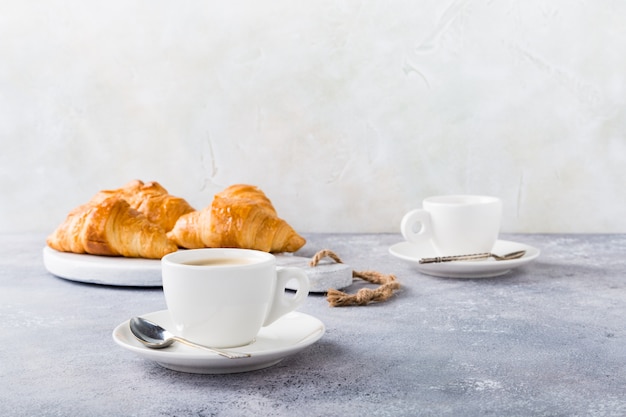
left=168, top=184, right=306, bottom=253
left=91, top=180, right=194, bottom=232
left=47, top=196, right=178, bottom=259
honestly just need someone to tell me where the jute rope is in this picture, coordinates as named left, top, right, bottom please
left=309, top=249, right=401, bottom=307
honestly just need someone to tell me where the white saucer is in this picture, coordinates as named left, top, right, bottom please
left=389, top=239, right=540, bottom=278
left=112, top=310, right=325, bottom=374
left=43, top=247, right=161, bottom=286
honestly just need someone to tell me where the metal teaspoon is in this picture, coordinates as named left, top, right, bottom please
left=419, top=250, right=526, bottom=264
left=129, top=316, right=251, bottom=359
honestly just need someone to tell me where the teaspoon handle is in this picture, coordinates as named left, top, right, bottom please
left=172, top=336, right=251, bottom=359
left=419, top=253, right=491, bottom=264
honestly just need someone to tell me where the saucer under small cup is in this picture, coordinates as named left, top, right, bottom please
left=389, top=239, right=540, bottom=278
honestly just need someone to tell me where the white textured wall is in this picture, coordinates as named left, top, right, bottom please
left=1, top=1, right=625, bottom=234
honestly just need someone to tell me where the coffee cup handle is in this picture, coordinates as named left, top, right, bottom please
left=401, top=209, right=432, bottom=243
left=263, top=267, right=310, bottom=327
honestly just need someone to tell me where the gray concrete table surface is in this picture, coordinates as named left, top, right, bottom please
left=1, top=233, right=625, bottom=417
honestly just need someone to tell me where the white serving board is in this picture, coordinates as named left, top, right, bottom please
left=43, top=247, right=353, bottom=292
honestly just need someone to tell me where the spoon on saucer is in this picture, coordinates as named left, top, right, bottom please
left=419, top=250, right=526, bottom=264
left=129, top=317, right=251, bottom=359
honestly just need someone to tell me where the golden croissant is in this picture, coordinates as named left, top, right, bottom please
left=168, top=184, right=305, bottom=253
left=47, top=196, right=178, bottom=259
left=92, top=180, right=194, bottom=232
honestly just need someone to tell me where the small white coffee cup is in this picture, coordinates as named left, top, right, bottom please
left=401, top=195, right=502, bottom=255
left=161, top=248, right=310, bottom=348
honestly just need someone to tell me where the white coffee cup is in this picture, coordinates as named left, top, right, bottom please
left=161, top=248, right=310, bottom=348
left=401, top=195, right=502, bottom=255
